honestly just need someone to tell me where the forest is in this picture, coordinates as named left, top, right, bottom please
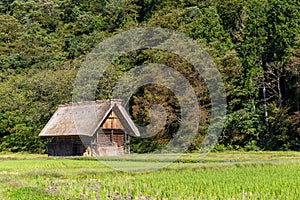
left=0, top=0, right=299, bottom=153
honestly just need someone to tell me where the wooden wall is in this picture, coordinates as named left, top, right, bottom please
left=98, top=131, right=125, bottom=147
left=47, top=136, right=86, bottom=156
left=99, top=111, right=126, bottom=147
left=101, top=111, right=123, bottom=129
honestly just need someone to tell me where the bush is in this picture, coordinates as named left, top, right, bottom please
left=0, top=124, right=47, bottom=153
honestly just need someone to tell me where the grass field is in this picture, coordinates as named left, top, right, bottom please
left=0, top=151, right=299, bottom=199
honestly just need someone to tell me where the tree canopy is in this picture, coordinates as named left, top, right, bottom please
left=0, top=0, right=299, bottom=153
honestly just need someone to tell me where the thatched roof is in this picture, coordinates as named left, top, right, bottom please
left=39, top=99, right=140, bottom=137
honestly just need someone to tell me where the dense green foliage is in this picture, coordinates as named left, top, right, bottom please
left=0, top=0, right=299, bottom=152
left=0, top=152, right=300, bottom=199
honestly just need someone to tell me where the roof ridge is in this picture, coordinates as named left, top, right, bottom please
left=57, top=99, right=123, bottom=107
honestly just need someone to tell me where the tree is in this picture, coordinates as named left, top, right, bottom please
left=0, top=14, right=22, bottom=69
left=229, top=0, right=300, bottom=149
left=0, top=0, right=14, bottom=13
left=1, top=0, right=300, bottom=152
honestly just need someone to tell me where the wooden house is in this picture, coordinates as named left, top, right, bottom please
left=39, top=99, right=140, bottom=156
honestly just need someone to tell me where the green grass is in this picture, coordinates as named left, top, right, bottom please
left=0, top=151, right=299, bottom=199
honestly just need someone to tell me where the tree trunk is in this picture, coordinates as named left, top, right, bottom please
left=262, top=75, right=269, bottom=126
left=277, top=75, right=282, bottom=108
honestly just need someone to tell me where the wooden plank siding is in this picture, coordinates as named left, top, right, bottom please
left=99, top=111, right=125, bottom=148
left=101, top=111, right=123, bottom=129
left=97, top=132, right=125, bottom=147
left=47, top=136, right=87, bottom=156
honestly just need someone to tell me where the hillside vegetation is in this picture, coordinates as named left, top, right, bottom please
left=0, top=0, right=299, bottom=153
